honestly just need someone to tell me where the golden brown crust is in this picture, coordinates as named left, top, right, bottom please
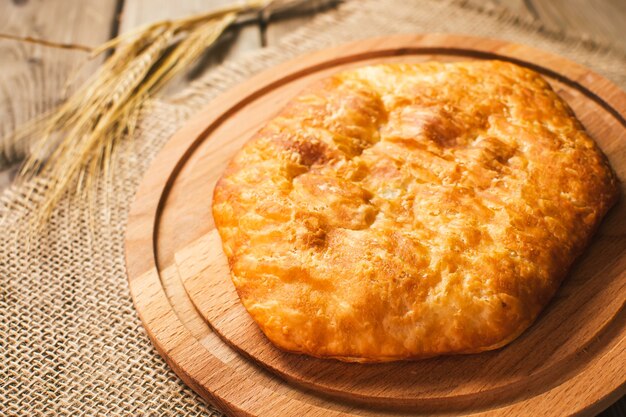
left=212, top=61, right=619, bottom=362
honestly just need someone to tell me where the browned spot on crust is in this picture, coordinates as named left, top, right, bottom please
left=212, top=61, right=619, bottom=362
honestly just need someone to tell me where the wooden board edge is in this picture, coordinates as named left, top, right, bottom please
left=125, top=34, right=626, bottom=416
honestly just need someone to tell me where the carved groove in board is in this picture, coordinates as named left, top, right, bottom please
left=126, top=34, right=626, bottom=417
left=177, top=229, right=626, bottom=411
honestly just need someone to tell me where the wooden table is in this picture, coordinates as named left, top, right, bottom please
left=1, top=0, right=625, bottom=187
left=0, top=0, right=624, bottom=415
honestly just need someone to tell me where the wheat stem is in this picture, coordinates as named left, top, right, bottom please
left=4, top=0, right=302, bottom=230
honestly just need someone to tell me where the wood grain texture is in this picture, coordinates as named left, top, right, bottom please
left=119, top=0, right=262, bottom=56
left=1, top=0, right=624, bottom=413
left=0, top=0, right=118, bottom=164
left=266, top=14, right=311, bottom=45
left=125, top=34, right=626, bottom=417
left=179, top=227, right=625, bottom=410
left=528, top=0, right=626, bottom=52
left=265, top=0, right=339, bottom=45
left=487, top=0, right=536, bottom=20
left=2, top=0, right=624, bottom=165
left=494, top=0, right=626, bottom=53
left=0, top=164, right=18, bottom=192
left=119, top=0, right=261, bottom=95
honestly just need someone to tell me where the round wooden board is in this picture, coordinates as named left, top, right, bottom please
left=125, top=34, right=626, bottom=417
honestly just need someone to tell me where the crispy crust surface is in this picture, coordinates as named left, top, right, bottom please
left=212, top=61, right=619, bottom=362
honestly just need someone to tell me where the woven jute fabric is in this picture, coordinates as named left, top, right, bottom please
left=1, top=1, right=624, bottom=416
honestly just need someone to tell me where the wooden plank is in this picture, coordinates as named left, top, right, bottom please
left=0, top=164, right=18, bottom=192
left=119, top=0, right=214, bottom=30
left=487, top=0, right=536, bottom=20
left=266, top=15, right=312, bottom=45
left=118, top=0, right=261, bottom=95
left=0, top=0, right=119, bottom=165
left=495, top=0, right=626, bottom=53
left=265, top=0, right=338, bottom=45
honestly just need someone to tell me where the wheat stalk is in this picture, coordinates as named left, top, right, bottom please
left=6, top=0, right=278, bottom=229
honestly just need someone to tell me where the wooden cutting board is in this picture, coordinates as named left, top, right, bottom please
left=124, top=34, right=626, bottom=417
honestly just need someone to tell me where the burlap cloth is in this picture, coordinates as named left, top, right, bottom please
left=1, top=0, right=625, bottom=415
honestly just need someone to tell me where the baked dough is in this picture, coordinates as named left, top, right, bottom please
left=212, top=61, right=619, bottom=362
